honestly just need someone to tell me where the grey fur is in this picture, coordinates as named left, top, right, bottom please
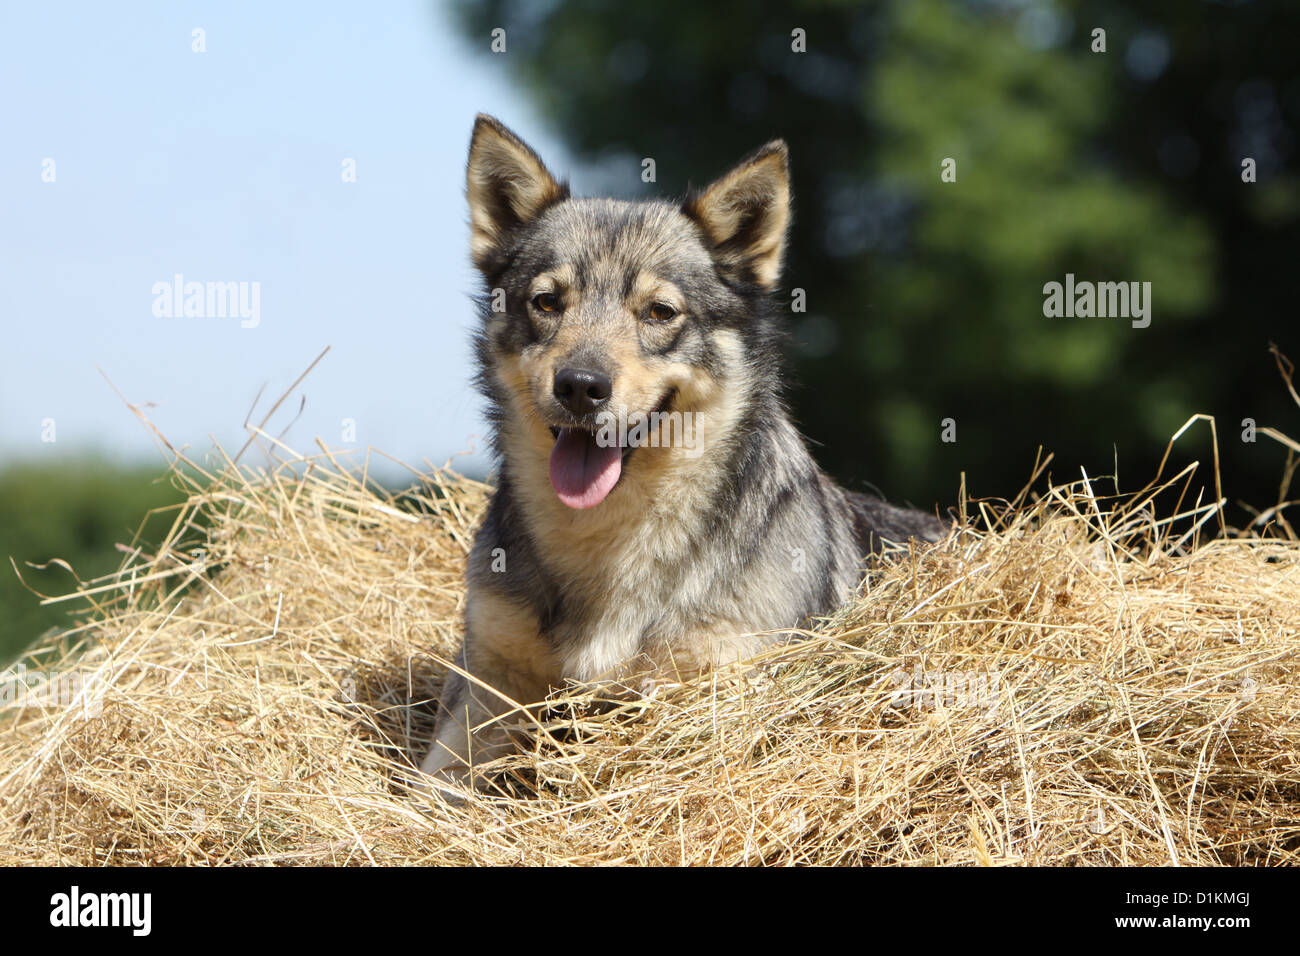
left=418, top=115, right=947, bottom=795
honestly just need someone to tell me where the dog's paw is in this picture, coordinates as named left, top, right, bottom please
left=407, top=765, right=472, bottom=808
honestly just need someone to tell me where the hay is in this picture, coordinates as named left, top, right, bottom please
left=1, top=435, right=1298, bottom=866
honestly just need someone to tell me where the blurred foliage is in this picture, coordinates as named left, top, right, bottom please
left=0, top=460, right=189, bottom=665
left=449, top=0, right=1299, bottom=513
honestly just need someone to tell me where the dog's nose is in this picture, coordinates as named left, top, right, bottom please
left=553, top=367, right=612, bottom=415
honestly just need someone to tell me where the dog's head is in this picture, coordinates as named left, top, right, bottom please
left=467, top=114, right=790, bottom=510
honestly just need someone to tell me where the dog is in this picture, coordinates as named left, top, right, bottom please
left=419, top=114, right=947, bottom=794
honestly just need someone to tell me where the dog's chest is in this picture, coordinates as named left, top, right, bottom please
left=528, top=497, right=719, bottom=679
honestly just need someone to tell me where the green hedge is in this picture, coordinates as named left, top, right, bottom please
left=0, top=459, right=190, bottom=666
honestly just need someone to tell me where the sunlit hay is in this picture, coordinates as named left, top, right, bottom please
left=0, top=436, right=1297, bottom=866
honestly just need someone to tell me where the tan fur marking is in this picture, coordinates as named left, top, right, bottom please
left=466, top=115, right=564, bottom=267
left=491, top=327, right=758, bottom=681
left=420, top=589, right=555, bottom=789
left=686, top=143, right=790, bottom=289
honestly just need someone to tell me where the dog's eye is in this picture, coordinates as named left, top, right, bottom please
left=647, top=302, right=678, bottom=323
left=532, top=292, right=561, bottom=313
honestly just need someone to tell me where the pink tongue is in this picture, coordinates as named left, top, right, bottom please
left=549, top=428, right=622, bottom=509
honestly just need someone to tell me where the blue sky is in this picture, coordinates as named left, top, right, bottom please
left=0, top=1, right=568, bottom=481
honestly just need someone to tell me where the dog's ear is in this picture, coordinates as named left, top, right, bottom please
left=466, top=114, right=568, bottom=272
left=684, top=141, right=791, bottom=290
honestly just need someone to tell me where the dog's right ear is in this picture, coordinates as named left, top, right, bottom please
left=683, top=141, right=790, bottom=290
left=466, top=114, right=567, bottom=273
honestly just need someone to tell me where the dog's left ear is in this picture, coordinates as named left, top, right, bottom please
left=684, top=141, right=790, bottom=290
left=467, top=114, right=568, bottom=273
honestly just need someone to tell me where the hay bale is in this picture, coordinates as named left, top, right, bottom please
left=1, top=450, right=1297, bottom=866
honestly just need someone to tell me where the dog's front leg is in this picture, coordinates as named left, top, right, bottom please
left=419, top=591, right=555, bottom=797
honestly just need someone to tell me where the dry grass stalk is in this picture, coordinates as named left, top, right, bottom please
left=1, top=423, right=1297, bottom=866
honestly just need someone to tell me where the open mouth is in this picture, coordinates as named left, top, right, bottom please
left=546, top=391, right=674, bottom=510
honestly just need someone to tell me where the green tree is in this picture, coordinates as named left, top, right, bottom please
left=449, top=0, right=1299, bottom=514
left=0, top=460, right=188, bottom=664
